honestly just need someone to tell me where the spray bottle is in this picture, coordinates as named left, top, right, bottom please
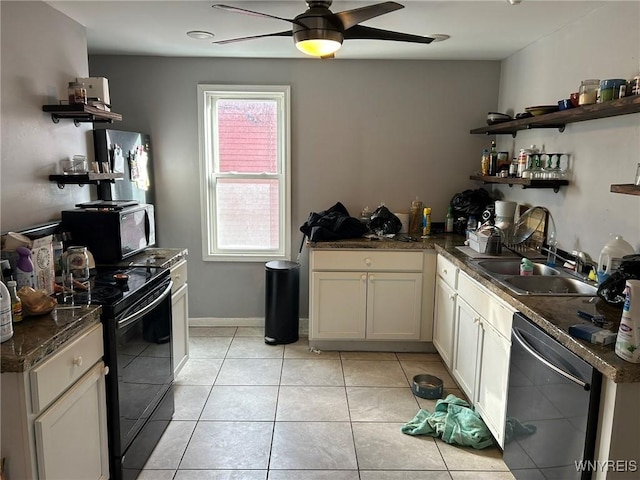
left=0, top=280, right=13, bottom=343
left=615, top=279, right=640, bottom=363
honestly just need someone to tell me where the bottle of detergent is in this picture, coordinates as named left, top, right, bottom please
left=0, top=280, right=13, bottom=343
left=615, top=279, right=640, bottom=363
left=597, top=235, right=635, bottom=282
left=15, top=246, right=35, bottom=289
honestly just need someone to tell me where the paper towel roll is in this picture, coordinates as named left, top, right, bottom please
left=395, top=212, right=409, bottom=234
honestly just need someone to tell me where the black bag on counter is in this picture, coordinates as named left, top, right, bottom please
left=368, top=205, right=402, bottom=236
left=597, top=254, right=640, bottom=307
left=450, top=188, right=493, bottom=235
left=300, top=202, right=366, bottom=242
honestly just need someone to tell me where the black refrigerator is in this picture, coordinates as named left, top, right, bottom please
left=93, top=129, right=155, bottom=205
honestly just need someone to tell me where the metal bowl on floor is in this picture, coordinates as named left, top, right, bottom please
left=412, top=374, right=443, bottom=399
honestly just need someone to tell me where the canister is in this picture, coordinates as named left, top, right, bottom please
left=67, top=81, right=87, bottom=105
left=578, top=79, right=599, bottom=105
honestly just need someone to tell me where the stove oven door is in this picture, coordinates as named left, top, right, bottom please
left=107, top=278, right=174, bottom=480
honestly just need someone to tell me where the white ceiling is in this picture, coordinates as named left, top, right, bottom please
left=46, top=0, right=607, bottom=60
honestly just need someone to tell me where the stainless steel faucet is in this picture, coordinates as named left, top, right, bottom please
left=572, top=250, right=598, bottom=276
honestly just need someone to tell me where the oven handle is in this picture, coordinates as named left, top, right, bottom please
left=117, top=280, right=173, bottom=330
left=512, top=325, right=589, bottom=390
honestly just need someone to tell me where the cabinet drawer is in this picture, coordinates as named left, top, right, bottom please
left=30, top=323, right=103, bottom=414
left=458, top=272, right=513, bottom=339
left=171, top=259, right=188, bottom=291
left=311, top=250, right=423, bottom=272
left=436, top=255, right=458, bottom=288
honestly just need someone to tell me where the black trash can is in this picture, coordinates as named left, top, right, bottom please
left=264, top=260, right=300, bottom=345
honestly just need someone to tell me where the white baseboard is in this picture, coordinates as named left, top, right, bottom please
left=189, top=317, right=310, bottom=335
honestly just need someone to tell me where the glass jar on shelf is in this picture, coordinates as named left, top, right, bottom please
left=579, top=79, right=599, bottom=105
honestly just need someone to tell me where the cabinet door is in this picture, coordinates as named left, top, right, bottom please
left=433, top=278, right=457, bottom=369
left=310, top=271, right=366, bottom=340
left=452, top=296, right=482, bottom=402
left=34, top=361, right=109, bottom=480
left=475, top=319, right=511, bottom=448
left=172, top=283, right=189, bottom=375
left=367, top=272, right=423, bottom=340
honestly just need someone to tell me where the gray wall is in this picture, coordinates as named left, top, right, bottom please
left=1, top=1, right=94, bottom=229
left=88, top=56, right=500, bottom=318
left=493, top=1, right=640, bottom=262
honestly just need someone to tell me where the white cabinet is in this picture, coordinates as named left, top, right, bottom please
left=1, top=323, right=109, bottom=480
left=434, top=255, right=515, bottom=448
left=433, top=255, right=459, bottom=369
left=171, top=259, right=189, bottom=375
left=452, top=295, right=482, bottom=401
left=452, top=269, right=515, bottom=448
left=309, top=250, right=428, bottom=343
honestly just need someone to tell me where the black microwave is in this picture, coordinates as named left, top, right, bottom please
left=61, top=204, right=155, bottom=264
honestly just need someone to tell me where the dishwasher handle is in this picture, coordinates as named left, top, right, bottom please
left=512, top=326, right=590, bottom=390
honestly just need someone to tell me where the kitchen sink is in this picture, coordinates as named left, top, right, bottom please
left=499, top=275, right=599, bottom=296
left=470, top=258, right=598, bottom=296
left=474, top=259, right=561, bottom=276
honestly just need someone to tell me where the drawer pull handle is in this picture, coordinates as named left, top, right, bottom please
left=175, top=274, right=181, bottom=279
left=103, top=365, right=110, bottom=376
left=449, top=294, right=456, bottom=300
left=474, top=317, right=481, bottom=324
left=73, top=356, right=83, bottom=367
left=442, top=268, right=448, bottom=275
left=361, top=274, right=367, bottom=282
left=365, top=258, right=372, bottom=266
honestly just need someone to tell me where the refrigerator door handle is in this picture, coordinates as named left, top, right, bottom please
left=512, top=326, right=590, bottom=390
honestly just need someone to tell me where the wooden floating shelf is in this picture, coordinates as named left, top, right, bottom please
left=42, top=104, right=122, bottom=126
left=610, top=184, right=640, bottom=196
left=49, top=173, right=124, bottom=189
left=470, top=175, right=569, bottom=193
left=470, top=95, right=640, bottom=137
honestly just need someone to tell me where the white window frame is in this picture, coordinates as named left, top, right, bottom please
left=198, top=84, right=291, bottom=262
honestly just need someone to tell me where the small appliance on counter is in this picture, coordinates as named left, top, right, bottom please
left=61, top=203, right=155, bottom=264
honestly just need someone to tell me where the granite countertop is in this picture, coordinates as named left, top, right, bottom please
left=1, top=306, right=102, bottom=373
left=309, top=235, right=639, bottom=384
left=0, top=247, right=187, bottom=374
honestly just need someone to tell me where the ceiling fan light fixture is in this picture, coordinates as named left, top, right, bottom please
left=295, top=38, right=342, bottom=56
left=294, top=28, right=343, bottom=57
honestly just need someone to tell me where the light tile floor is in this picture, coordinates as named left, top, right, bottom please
left=140, top=326, right=516, bottom=480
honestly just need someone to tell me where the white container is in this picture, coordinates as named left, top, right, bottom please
left=615, top=280, right=640, bottom=363
left=0, top=281, right=13, bottom=343
left=597, top=235, right=635, bottom=280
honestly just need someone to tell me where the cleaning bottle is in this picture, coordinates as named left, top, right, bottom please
left=445, top=206, right=454, bottom=233
left=7, top=280, right=22, bottom=323
left=0, top=281, right=13, bottom=343
left=15, top=246, right=35, bottom=289
left=422, top=207, right=432, bottom=237
left=597, top=235, right=635, bottom=282
left=615, top=279, right=640, bottom=363
left=520, top=258, right=534, bottom=276
left=409, top=197, right=423, bottom=236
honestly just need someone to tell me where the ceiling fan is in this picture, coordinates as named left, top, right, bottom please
left=211, top=1, right=435, bottom=58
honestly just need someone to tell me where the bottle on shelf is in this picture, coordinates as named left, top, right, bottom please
left=481, top=149, right=490, bottom=176
left=488, top=140, right=498, bottom=176
left=445, top=207, right=454, bottom=233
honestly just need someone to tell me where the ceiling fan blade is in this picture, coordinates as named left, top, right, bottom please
left=335, top=1, right=404, bottom=30
left=213, top=31, right=293, bottom=45
left=212, top=4, right=293, bottom=24
left=344, top=25, right=434, bottom=44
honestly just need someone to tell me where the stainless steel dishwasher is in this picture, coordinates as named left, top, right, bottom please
left=504, top=313, right=602, bottom=480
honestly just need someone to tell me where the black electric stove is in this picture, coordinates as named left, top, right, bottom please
left=70, top=265, right=170, bottom=316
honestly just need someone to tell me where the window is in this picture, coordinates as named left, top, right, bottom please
left=198, top=85, right=291, bottom=262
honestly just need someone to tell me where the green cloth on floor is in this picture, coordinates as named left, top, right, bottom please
left=401, top=394, right=495, bottom=449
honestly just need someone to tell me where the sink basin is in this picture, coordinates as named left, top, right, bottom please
left=499, top=275, right=598, bottom=296
left=475, top=259, right=561, bottom=276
